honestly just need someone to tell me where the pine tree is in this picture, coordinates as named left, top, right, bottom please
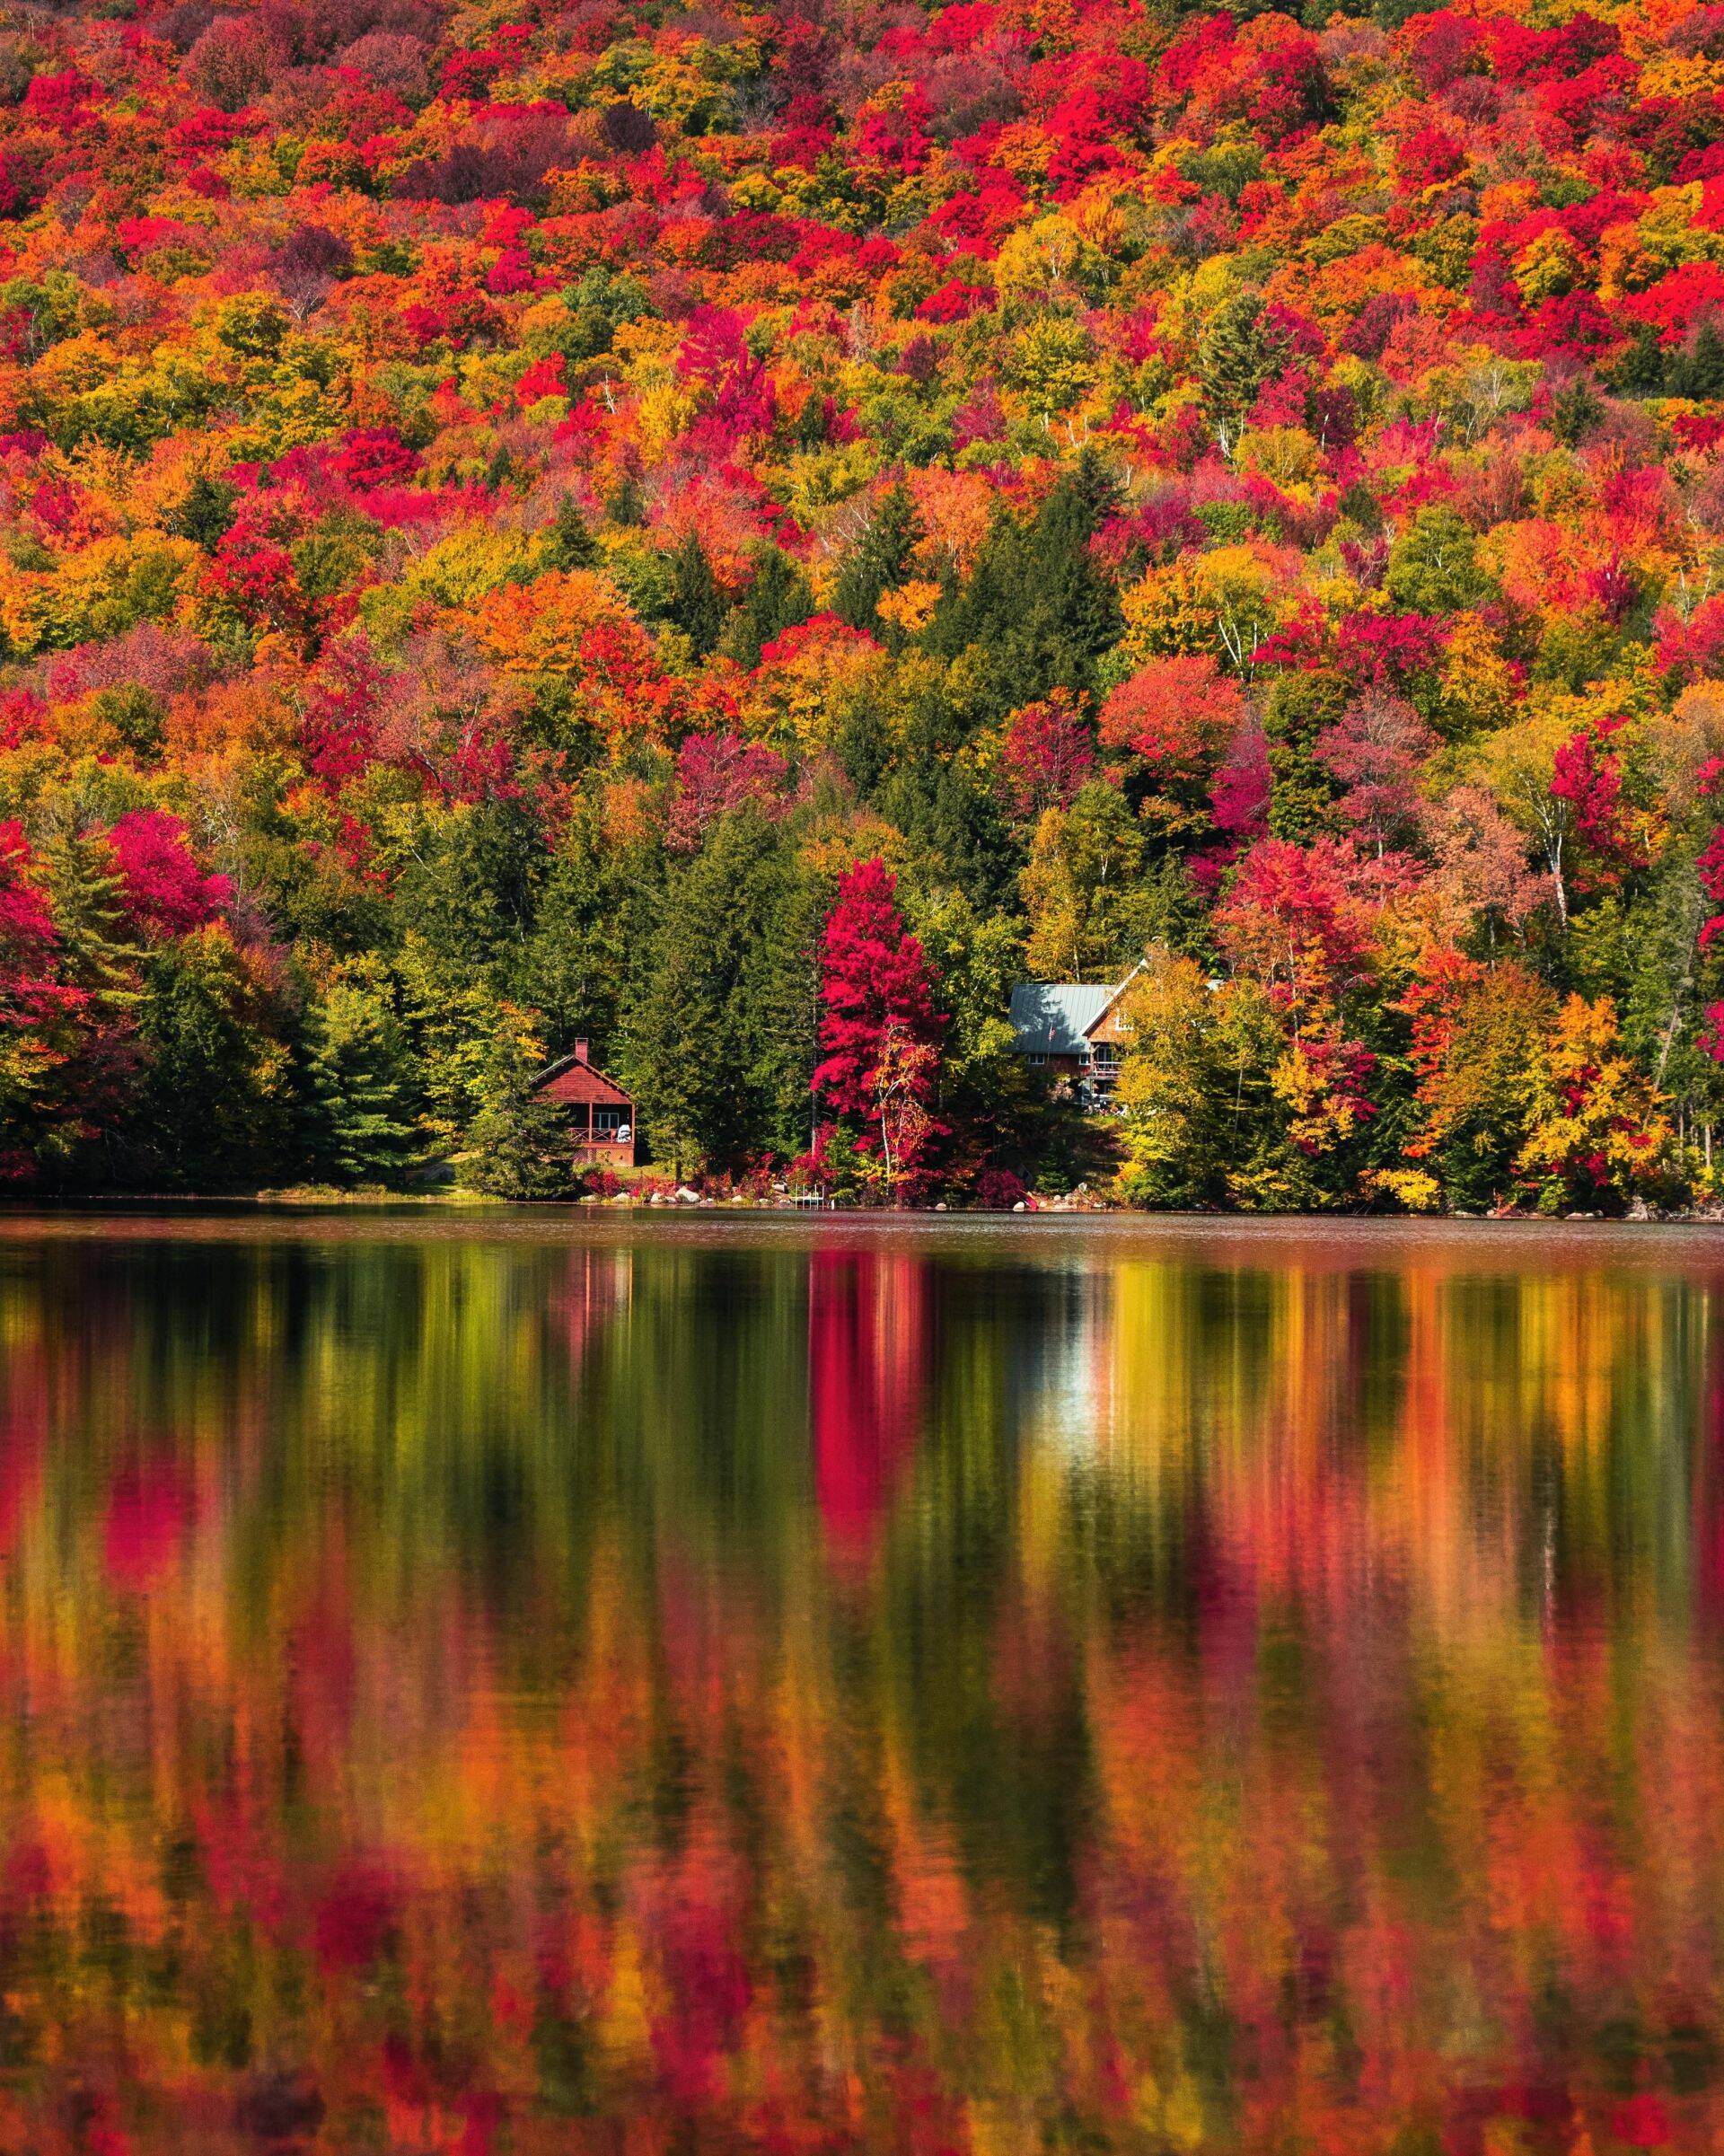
left=305, top=976, right=419, bottom=1185
left=664, top=532, right=727, bottom=658
left=739, top=851, right=826, bottom=1159
left=925, top=456, right=1121, bottom=715
left=1195, top=292, right=1287, bottom=450
left=543, top=493, right=598, bottom=569
left=832, top=483, right=919, bottom=634
left=1673, top=319, right=1724, bottom=401
left=464, top=1016, right=577, bottom=1200
left=623, top=812, right=784, bottom=1174
left=128, top=928, right=294, bottom=1192
left=726, top=545, right=814, bottom=667
left=163, top=473, right=236, bottom=550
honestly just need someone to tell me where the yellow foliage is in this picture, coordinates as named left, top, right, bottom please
left=1430, top=612, right=1521, bottom=737
left=401, top=524, right=540, bottom=609
left=1236, top=426, right=1322, bottom=488
left=0, top=534, right=198, bottom=656
left=1514, top=228, right=1584, bottom=304
left=738, top=616, right=890, bottom=752
left=875, top=579, right=941, bottom=635
left=993, top=215, right=1100, bottom=300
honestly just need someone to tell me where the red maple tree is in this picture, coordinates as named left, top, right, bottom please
left=812, top=858, right=945, bottom=1196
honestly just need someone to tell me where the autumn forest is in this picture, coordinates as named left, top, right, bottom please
left=4, top=0, right=1724, bottom=1208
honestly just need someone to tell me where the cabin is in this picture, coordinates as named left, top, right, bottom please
left=533, top=1042, right=638, bottom=1167
left=1007, top=966, right=1143, bottom=1101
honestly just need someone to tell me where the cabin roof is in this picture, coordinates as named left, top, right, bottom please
left=1008, top=964, right=1146, bottom=1055
left=533, top=1054, right=634, bottom=1108
left=1008, top=981, right=1116, bottom=1056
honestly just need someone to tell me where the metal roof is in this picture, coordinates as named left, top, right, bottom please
left=1008, top=981, right=1115, bottom=1057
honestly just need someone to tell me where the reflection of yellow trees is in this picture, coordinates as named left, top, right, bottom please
left=1096, top=1252, right=1711, bottom=1633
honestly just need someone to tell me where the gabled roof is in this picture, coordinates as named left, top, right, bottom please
left=1009, top=981, right=1116, bottom=1056
left=533, top=1054, right=634, bottom=1108
left=1008, top=963, right=1146, bottom=1055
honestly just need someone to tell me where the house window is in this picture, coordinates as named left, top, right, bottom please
left=593, top=1107, right=627, bottom=1133
left=1090, top=1043, right=1121, bottom=1069
left=1026, top=1052, right=1048, bottom=1066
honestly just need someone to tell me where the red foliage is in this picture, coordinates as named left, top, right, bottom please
left=106, top=811, right=231, bottom=939
left=999, top=691, right=1095, bottom=819
left=667, top=733, right=790, bottom=850
left=813, top=858, right=945, bottom=1185
left=1551, top=718, right=1642, bottom=875
left=1217, top=836, right=1377, bottom=1007
left=1101, top=653, right=1244, bottom=789
left=0, top=823, right=65, bottom=1026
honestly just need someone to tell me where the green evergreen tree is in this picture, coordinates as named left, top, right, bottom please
left=833, top=482, right=920, bottom=634
left=1670, top=319, right=1724, bottom=400
left=128, top=930, right=293, bottom=1192
left=664, top=532, right=728, bottom=658
left=542, top=493, right=598, bottom=569
left=1605, top=322, right=1666, bottom=398
left=304, top=974, right=419, bottom=1185
left=29, top=830, right=144, bottom=1186
left=1194, top=293, right=1287, bottom=448
left=392, top=799, right=546, bottom=984
left=725, top=544, right=814, bottom=667
left=739, top=848, right=826, bottom=1158
left=622, top=811, right=787, bottom=1174
left=515, top=806, right=664, bottom=1052
left=926, top=454, right=1121, bottom=715
left=40, top=828, right=142, bottom=1010
left=163, top=472, right=236, bottom=550
left=464, top=1017, right=579, bottom=1200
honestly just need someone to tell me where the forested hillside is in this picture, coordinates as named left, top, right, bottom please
left=3, top=0, right=1724, bottom=1208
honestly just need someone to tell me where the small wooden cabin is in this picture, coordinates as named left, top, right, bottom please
left=534, top=1042, right=638, bottom=1167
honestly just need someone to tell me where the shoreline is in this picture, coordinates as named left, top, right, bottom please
left=5, top=1188, right=1724, bottom=1226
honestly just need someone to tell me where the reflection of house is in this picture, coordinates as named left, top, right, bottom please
left=533, top=1042, right=638, bottom=1166
left=1007, top=967, right=1142, bottom=1098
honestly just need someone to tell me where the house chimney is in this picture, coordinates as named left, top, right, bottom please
left=574, top=1039, right=590, bottom=1064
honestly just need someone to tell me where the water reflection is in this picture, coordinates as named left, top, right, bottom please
left=0, top=1219, right=1720, bottom=2151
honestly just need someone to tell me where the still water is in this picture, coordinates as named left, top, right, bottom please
left=1, top=1211, right=1723, bottom=2153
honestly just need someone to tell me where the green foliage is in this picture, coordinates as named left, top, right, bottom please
left=925, top=456, right=1121, bottom=714
left=833, top=482, right=920, bottom=636
left=126, top=929, right=294, bottom=1192
left=1385, top=508, right=1492, bottom=616
left=1195, top=293, right=1286, bottom=446
left=622, top=811, right=800, bottom=1174
left=726, top=546, right=814, bottom=668
left=663, top=532, right=727, bottom=659
left=304, top=972, right=419, bottom=1185
left=463, top=1013, right=581, bottom=1200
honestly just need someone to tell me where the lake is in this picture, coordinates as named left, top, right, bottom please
left=2, top=1210, right=1723, bottom=2152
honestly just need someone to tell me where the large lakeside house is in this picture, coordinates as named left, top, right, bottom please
left=1007, top=966, right=1143, bottom=1103
left=533, top=1042, right=638, bottom=1167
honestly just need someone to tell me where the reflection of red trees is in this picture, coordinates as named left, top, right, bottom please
left=101, top=1456, right=196, bottom=1590
left=0, top=1353, right=46, bottom=1566
left=1696, top=1298, right=1724, bottom=1624
left=807, top=1249, right=928, bottom=1557
left=552, top=1246, right=631, bottom=1369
